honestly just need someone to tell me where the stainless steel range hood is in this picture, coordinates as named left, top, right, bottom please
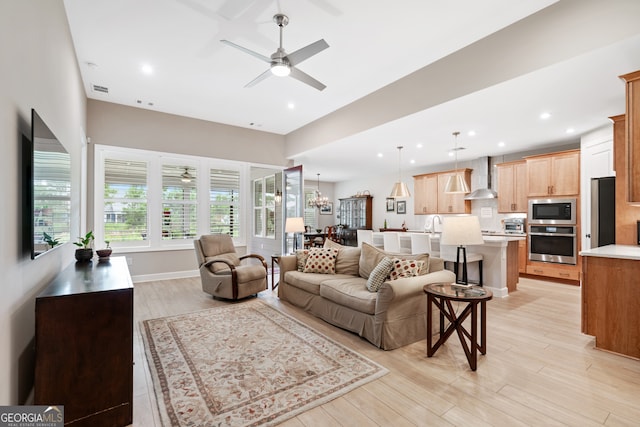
left=465, top=157, right=498, bottom=200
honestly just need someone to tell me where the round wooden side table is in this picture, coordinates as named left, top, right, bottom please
left=423, top=282, right=493, bottom=371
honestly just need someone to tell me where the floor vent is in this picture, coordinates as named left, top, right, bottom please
left=92, top=84, right=109, bottom=94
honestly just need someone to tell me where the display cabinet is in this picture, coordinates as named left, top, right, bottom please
left=337, top=196, right=373, bottom=245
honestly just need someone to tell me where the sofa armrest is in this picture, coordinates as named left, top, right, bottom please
left=376, top=269, right=456, bottom=314
left=277, top=255, right=298, bottom=281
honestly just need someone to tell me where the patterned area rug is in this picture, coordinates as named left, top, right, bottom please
left=141, top=300, right=388, bottom=426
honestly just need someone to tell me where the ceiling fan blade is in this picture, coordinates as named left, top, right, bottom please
left=286, top=39, right=329, bottom=66
left=244, top=69, right=272, bottom=88
left=289, top=67, right=326, bottom=91
left=220, top=40, right=271, bottom=63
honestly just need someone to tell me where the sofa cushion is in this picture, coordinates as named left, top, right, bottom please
left=295, top=249, right=310, bottom=272
left=303, top=247, right=339, bottom=274
left=205, top=254, right=241, bottom=273
left=323, top=239, right=361, bottom=275
left=285, top=271, right=355, bottom=295
left=389, top=258, right=424, bottom=280
left=319, top=277, right=377, bottom=315
left=359, top=242, right=430, bottom=279
left=366, top=257, right=394, bottom=292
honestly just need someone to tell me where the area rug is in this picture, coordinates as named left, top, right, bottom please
left=141, top=300, right=388, bottom=426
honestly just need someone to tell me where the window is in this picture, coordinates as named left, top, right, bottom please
left=253, top=175, right=276, bottom=238
left=103, top=158, right=148, bottom=243
left=95, top=145, right=248, bottom=250
left=162, top=164, right=197, bottom=240
left=33, top=149, right=71, bottom=245
left=210, top=169, right=240, bottom=237
left=304, top=188, right=318, bottom=229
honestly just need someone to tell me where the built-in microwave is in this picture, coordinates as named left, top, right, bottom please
left=528, top=198, right=576, bottom=225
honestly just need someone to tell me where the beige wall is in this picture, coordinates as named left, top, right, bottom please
left=0, top=1, right=86, bottom=404
left=86, top=100, right=288, bottom=277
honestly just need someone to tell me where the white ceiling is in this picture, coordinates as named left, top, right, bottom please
left=63, top=0, right=640, bottom=182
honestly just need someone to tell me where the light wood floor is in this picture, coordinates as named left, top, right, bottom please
left=131, top=276, right=640, bottom=426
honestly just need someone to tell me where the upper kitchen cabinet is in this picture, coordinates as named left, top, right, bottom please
left=526, top=150, right=580, bottom=197
left=437, top=169, right=472, bottom=214
left=620, top=70, right=640, bottom=203
left=496, top=160, right=527, bottom=212
left=413, top=173, right=438, bottom=214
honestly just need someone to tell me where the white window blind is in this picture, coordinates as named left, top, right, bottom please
left=162, top=165, right=197, bottom=240
left=253, top=179, right=263, bottom=236
left=304, top=189, right=317, bottom=229
left=210, top=169, right=240, bottom=237
left=265, top=176, right=276, bottom=238
left=103, top=158, right=148, bottom=242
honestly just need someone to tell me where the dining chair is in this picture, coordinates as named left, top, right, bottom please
left=410, top=233, right=432, bottom=255
left=356, top=229, right=373, bottom=247
left=382, top=232, right=411, bottom=254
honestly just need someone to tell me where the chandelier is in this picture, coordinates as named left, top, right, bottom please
left=308, top=173, right=329, bottom=208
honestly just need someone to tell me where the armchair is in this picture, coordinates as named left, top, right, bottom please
left=194, top=234, right=268, bottom=300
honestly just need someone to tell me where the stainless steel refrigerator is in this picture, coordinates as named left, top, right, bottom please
left=590, top=176, right=615, bottom=248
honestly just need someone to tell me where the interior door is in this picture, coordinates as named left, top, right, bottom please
left=283, top=165, right=303, bottom=254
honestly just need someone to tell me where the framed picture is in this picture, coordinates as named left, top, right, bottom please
left=320, top=202, right=333, bottom=215
left=386, top=198, right=395, bottom=212
left=396, top=200, right=406, bottom=214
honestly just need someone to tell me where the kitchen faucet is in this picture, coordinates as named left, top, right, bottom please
left=426, top=215, right=442, bottom=232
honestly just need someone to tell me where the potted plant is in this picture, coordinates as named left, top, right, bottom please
left=96, top=240, right=112, bottom=261
left=43, top=232, right=60, bottom=249
left=74, top=231, right=95, bottom=262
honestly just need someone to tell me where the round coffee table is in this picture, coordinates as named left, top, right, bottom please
left=423, top=283, right=493, bottom=371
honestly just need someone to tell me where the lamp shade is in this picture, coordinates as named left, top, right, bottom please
left=439, top=215, right=484, bottom=246
left=444, top=174, right=470, bottom=194
left=389, top=181, right=411, bottom=198
left=285, top=217, right=305, bottom=233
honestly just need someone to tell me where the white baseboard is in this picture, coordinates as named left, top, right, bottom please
left=132, top=269, right=199, bottom=283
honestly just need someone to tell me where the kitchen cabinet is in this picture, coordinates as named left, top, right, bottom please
left=518, top=238, right=527, bottom=273
left=526, top=262, right=580, bottom=281
left=620, top=70, right=640, bottom=203
left=437, top=169, right=472, bottom=214
left=413, top=173, right=438, bottom=214
left=526, top=150, right=580, bottom=197
left=496, top=160, right=527, bottom=212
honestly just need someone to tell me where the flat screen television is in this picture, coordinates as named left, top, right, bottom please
left=30, top=109, right=71, bottom=258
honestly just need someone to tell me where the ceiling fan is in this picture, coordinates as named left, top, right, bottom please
left=221, top=14, right=329, bottom=91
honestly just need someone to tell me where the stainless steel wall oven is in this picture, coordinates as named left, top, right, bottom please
left=528, top=224, right=577, bottom=265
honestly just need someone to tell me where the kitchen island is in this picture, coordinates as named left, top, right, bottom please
left=373, top=232, right=524, bottom=297
left=580, top=245, right=640, bottom=359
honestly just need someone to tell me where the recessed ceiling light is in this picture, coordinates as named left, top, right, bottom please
left=448, top=151, right=454, bottom=157
left=410, top=159, right=415, bottom=164
left=540, top=112, right=551, bottom=120
left=468, top=130, right=476, bottom=136
left=498, top=141, right=505, bottom=147
left=287, top=102, right=295, bottom=109
left=416, top=143, right=423, bottom=148
left=566, top=127, right=575, bottom=134
left=377, top=153, right=383, bottom=158
left=141, top=64, right=154, bottom=75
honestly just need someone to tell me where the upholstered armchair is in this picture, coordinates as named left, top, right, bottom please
left=194, top=234, right=268, bottom=300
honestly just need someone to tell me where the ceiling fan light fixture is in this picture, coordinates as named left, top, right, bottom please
left=271, top=62, right=290, bottom=77
left=180, top=167, right=193, bottom=183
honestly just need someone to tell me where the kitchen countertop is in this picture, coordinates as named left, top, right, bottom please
left=579, top=244, right=640, bottom=261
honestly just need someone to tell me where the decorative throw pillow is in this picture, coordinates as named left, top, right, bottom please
left=359, top=243, right=430, bottom=278
left=323, top=239, right=361, bottom=275
left=389, top=258, right=425, bottom=280
left=303, top=247, right=339, bottom=274
left=295, top=249, right=310, bottom=272
left=366, top=257, right=395, bottom=292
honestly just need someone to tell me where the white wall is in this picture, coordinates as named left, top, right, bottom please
left=0, top=1, right=86, bottom=404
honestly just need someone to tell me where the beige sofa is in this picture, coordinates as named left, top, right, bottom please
left=277, top=242, right=455, bottom=350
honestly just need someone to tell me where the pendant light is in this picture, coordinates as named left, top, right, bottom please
left=308, top=173, right=328, bottom=208
left=444, top=132, right=470, bottom=194
left=389, top=146, right=411, bottom=199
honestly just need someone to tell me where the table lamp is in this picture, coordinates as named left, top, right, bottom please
left=285, top=217, right=305, bottom=253
left=440, top=215, right=484, bottom=286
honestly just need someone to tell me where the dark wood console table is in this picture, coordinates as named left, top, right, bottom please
left=34, top=257, right=133, bottom=427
